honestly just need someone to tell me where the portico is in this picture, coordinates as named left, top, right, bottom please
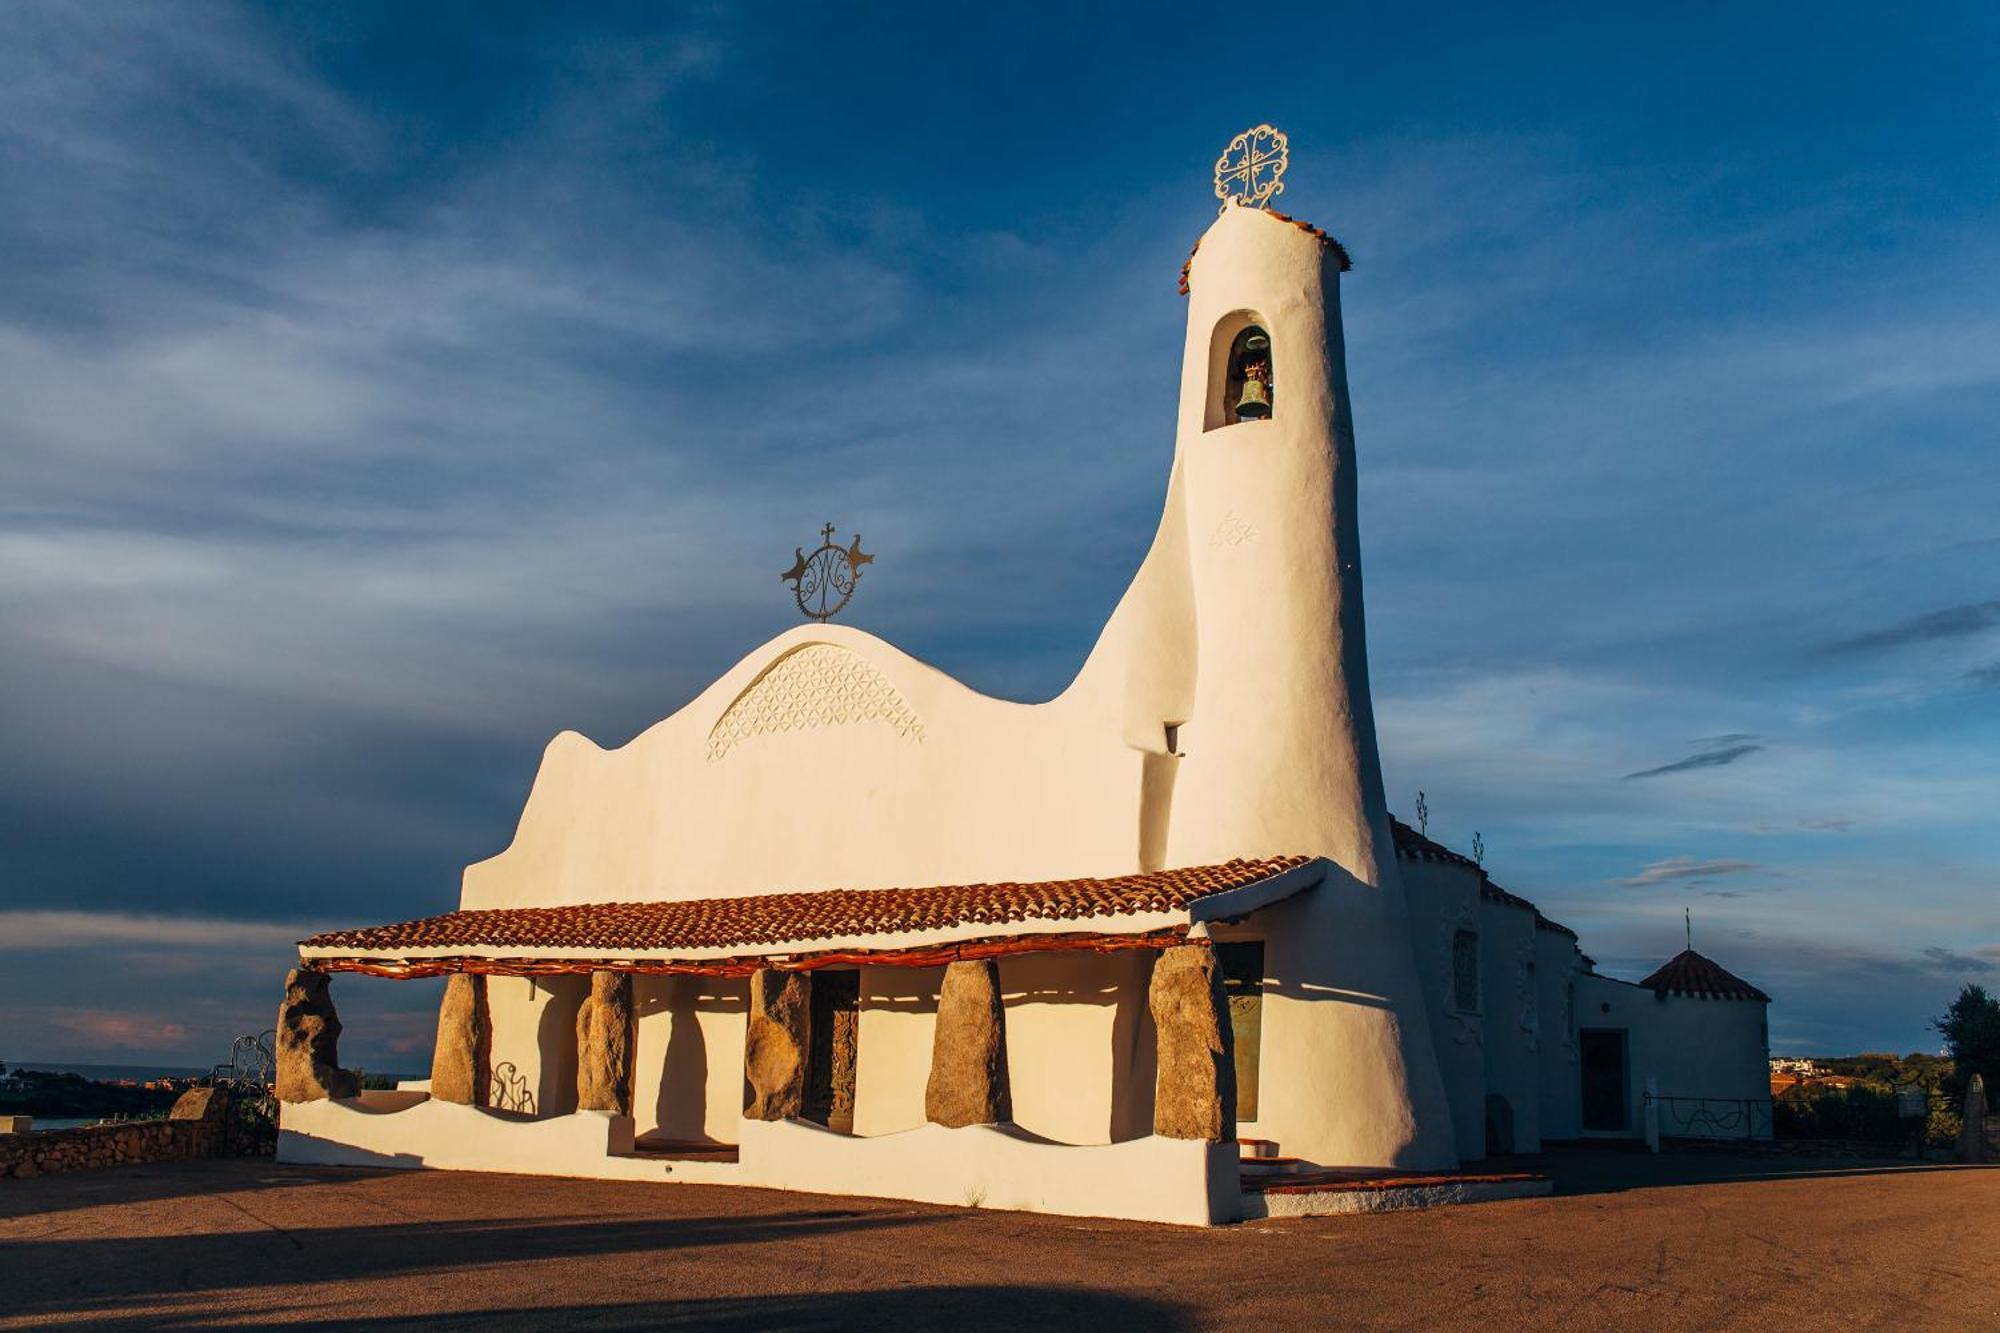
left=275, top=858, right=1322, bottom=1224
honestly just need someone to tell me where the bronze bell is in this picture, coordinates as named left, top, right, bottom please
left=1235, top=374, right=1272, bottom=419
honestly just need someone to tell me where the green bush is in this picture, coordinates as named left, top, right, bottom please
left=1773, top=1083, right=1903, bottom=1141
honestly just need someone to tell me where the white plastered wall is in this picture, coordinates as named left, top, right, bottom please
left=1162, top=206, right=1457, bottom=1170
left=1478, top=898, right=1541, bottom=1153
left=853, top=954, right=1155, bottom=1146
left=1534, top=929, right=1584, bottom=1141
left=1398, top=856, right=1487, bottom=1161
left=1573, top=972, right=1771, bottom=1140
left=630, top=974, right=747, bottom=1144
left=485, top=975, right=586, bottom=1118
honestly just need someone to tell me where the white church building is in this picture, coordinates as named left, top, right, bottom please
left=275, top=131, right=1773, bottom=1224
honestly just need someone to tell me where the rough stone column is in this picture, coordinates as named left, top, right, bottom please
left=431, top=973, right=490, bottom=1106
left=575, top=971, right=634, bottom=1115
left=1149, top=944, right=1236, bottom=1141
left=925, top=959, right=1012, bottom=1127
left=275, top=967, right=360, bottom=1103
left=745, top=969, right=810, bottom=1121
left=1959, top=1074, right=1989, bottom=1164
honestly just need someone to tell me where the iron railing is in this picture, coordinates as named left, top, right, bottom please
left=1646, top=1093, right=1773, bottom=1140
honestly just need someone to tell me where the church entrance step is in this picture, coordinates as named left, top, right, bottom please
left=1242, top=1168, right=1552, bottom=1219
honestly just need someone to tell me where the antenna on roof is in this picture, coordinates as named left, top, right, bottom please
left=1415, top=791, right=1429, bottom=837
left=1471, top=831, right=1484, bottom=867
left=1685, top=907, right=1693, bottom=953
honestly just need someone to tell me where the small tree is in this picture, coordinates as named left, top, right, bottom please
left=1934, top=983, right=2000, bottom=1099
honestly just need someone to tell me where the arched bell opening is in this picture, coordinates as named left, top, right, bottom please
left=1203, top=311, right=1276, bottom=431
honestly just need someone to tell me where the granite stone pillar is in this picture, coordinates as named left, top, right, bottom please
left=1148, top=944, right=1236, bottom=1141
left=275, top=967, right=360, bottom=1103
left=431, top=973, right=490, bottom=1106
left=745, top=969, right=810, bottom=1121
left=575, top=971, right=634, bottom=1115
left=925, top=959, right=1012, bottom=1127
left=1960, top=1073, right=1989, bottom=1165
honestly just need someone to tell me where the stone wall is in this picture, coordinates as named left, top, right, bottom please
left=0, top=1089, right=272, bottom=1180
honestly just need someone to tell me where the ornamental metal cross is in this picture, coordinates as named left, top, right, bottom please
left=1214, top=124, right=1289, bottom=213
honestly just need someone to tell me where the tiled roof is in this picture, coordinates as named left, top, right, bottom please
left=1389, top=817, right=1481, bottom=872
left=1390, top=816, right=1578, bottom=940
left=1480, top=880, right=1536, bottom=913
left=299, top=856, right=1317, bottom=962
left=1533, top=912, right=1578, bottom=941
left=1177, top=208, right=1353, bottom=296
left=1639, top=949, right=1770, bottom=1003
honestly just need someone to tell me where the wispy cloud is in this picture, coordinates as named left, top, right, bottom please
left=1615, top=858, right=1763, bottom=888
left=1624, top=740, right=1765, bottom=780
left=1828, top=599, right=2000, bottom=654
left=1967, top=662, right=2000, bottom=689
left=0, top=911, right=313, bottom=952
left=1921, top=946, right=1995, bottom=975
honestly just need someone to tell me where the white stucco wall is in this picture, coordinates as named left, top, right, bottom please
left=1162, top=207, right=1457, bottom=1170
left=1534, top=928, right=1584, bottom=1141
left=1573, top=972, right=1772, bottom=1141
left=630, top=974, right=747, bottom=1144
left=279, top=1101, right=1240, bottom=1226
left=1478, top=897, right=1541, bottom=1154
left=485, top=975, right=586, bottom=1118
left=852, top=953, right=1155, bottom=1146
left=1397, top=856, right=1487, bottom=1161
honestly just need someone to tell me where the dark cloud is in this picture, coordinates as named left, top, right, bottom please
left=1623, top=741, right=1764, bottom=780
left=1921, top=946, right=1995, bottom=974
left=1968, top=662, right=2000, bottom=688
left=1828, top=599, right=2000, bottom=653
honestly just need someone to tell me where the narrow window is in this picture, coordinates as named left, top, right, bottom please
left=1216, top=941, right=1264, bottom=1121
left=1226, top=326, right=1274, bottom=424
left=1452, top=929, right=1480, bottom=1012
left=1163, top=722, right=1181, bottom=755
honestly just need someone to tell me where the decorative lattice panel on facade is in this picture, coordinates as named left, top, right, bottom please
left=706, top=643, right=925, bottom=762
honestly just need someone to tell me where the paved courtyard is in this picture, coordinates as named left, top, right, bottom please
left=0, top=1148, right=1992, bottom=1330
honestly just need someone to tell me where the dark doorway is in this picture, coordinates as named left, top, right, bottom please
left=1580, top=1029, right=1628, bottom=1131
left=804, top=969, right=860, bottom=1133
left=1485, top=1094, right=1515, bottom=1155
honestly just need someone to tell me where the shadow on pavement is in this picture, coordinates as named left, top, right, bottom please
left=0, top=1160, right=349, bottom=1222
left=1527, top=1144, right=1980, bottom=1196
left=113, top=1286, right=1194, bottom=1331
left=0, top=1205, right=943, bottom=1325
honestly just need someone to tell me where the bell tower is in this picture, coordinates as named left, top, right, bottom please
left=1160, top=132, right=1458, bottom=1170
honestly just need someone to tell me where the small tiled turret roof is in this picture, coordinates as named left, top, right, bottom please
left=1639, top=949, right=1770, bottom=1002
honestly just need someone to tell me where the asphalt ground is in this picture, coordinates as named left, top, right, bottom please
left=0, top=1148, right=1992, bottom=1330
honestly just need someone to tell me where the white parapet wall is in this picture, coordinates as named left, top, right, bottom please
left=279, top=1095, right=1241, bottom=1226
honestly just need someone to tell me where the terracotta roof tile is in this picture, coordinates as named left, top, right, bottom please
left=300, top=856, right=1315, bottom=961
left=1178, top=208, right=1353, bottom=295
left=1533, top=911, right=1578, bottom=940
left=1390, top=816, right=1576, bottom=939
left=1640, top=949, right=1770, bottom=1002
left=1388, top=816, right=1481, bottom=872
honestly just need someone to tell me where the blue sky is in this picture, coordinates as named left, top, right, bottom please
left=2, top=2, right=1996, bottom=1068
